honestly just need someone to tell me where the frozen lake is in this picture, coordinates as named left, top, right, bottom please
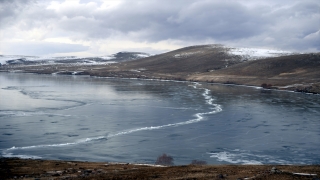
left=0, top=73, right=319, bottom=165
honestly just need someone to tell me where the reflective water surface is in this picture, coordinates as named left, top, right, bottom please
left=0, top=73, right=319, bottom=165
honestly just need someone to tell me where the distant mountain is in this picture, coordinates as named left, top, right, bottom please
left=107, top=52, right=151, bottom=62
left=116, top=44, right=297, bottom=73
left=117, top=45, right=240, bottom=73
left=1, top=44, right=319, bottom=93
left=0, top=52, right=150, bottom=66
left=109, top=44, right=319, bottom=93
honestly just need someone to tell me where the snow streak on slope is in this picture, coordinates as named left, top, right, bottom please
left=227, top=47, right=296, bottom=61
left=174, top=51, right=203, bottom=58
left=0, top=52, right=150, bottom=66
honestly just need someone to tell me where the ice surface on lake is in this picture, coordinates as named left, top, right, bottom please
left=0, top=73, right=319, bottom=165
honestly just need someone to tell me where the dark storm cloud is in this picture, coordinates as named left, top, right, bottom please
left=159, top=1, right=267, bottom=40
left=51, top=0, right=269, bottom=41
left=0, top=0, right=35, bottom=26
left=0, top=0, right=56, bottom=29
left=95, top=1, right=265, bottom=41
left=1, top=0, right=319, bottom=53
left=47, top=0, right=319, bottom=51
left=255, top=1, right=320, bottom=51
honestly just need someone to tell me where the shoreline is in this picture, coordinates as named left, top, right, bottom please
left=1, top=157, right=319, bottom=180
left=1, top=72, right=320, bottom=179
left=1, top=70, right=319, bottom=96
left=1, top=47, right=319, bottom=94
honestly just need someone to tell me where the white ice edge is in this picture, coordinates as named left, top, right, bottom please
left=5, top=136, right=106, bottom=151
left=106, top=162, right=166, bottom=167
left=207, top=148, right=302, bottom=165
left=2, top=152, right=42, bottom=159
left=293, top=173, right=317, bottom=176
left=208, top=151, right=264, bottom=165
left=130, top=163, right=166, bottom=167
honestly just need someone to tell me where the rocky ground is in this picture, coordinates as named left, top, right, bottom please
left=1, top=158, right=319, bottom=180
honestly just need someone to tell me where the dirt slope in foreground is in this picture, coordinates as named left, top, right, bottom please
left=1, top=158, right=319, bottom=180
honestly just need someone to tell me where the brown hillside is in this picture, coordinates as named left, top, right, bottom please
left=206, top=53, right=320, bottom=78
left=1, top=44, right=319, bottom=93
left=189, top=53, right=320, bottom=88
left=118, top=44, right=242, bottom=73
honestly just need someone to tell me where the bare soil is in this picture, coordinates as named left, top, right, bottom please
left=1, top=158, right=319, bottom=180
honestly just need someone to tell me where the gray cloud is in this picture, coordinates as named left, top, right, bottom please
left=3, top=41, right=88, bottom=55
left=161, top=1, right=267, bottom=40
left=46, top=0, right=269, bottom=41
left=0, top=0, right=35, bottom=26
left=0, top=0, right=319, bottom=55
left=56, top=0, right=320, bottom=50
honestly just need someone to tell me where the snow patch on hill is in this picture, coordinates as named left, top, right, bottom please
left=227, top=47, right=296, bottom=61
left=174, top=51, right=203, bottom=58
left=0, top=52, right=150, bottom=66
left=135, top=53, right=150, bottom=58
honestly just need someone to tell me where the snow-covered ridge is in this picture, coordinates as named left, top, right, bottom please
left=0, top=56, right=116, bottom=66
left=0, top=52, right=151, bottom=66
left=172, top=45, right=298, bottom=60
left=227, top=47, right=297, bottom=61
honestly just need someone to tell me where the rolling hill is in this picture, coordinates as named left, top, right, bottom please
left=1, top=44, right=319, bottom=93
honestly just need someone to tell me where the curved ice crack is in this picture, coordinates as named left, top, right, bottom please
left=3, top=82, right=222, bottom=157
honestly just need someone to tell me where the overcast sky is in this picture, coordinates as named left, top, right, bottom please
left=0, top=0, right=319, bottom=57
